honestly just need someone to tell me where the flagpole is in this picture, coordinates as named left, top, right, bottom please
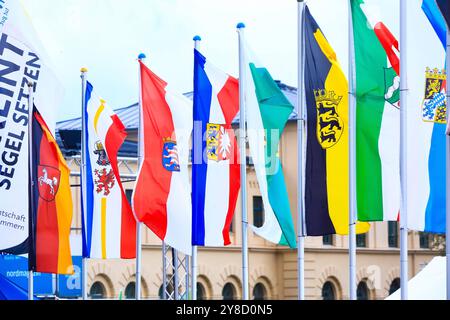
left=27, top=80, right=34, bottom=301
left=297, top=0, right=306, bottom=301
left=80, top=67, right=88, bottom=300
left=136, top=53, right=146, bottom=300
left=348, top=0, right=357, bottom=301
left=191, top=35, right=202, bottom=301
left=446, top=29, right=450, bottom=301
left=399, top=0, right=408, bottom=300
left=237, top=22, right=249, bottom=300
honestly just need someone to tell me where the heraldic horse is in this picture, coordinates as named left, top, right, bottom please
left=38, top=168, right=58, bottom=195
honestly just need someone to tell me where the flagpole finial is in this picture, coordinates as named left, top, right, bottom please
left=138, top=53, right=146, bottom=60
left=80, top=67, right=88, bottom=73
left=193, top=35, right=201, bottom=41
left=237, top=22, right=246, bottom=29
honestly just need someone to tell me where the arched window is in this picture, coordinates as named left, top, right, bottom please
left=222, top=283, right=236, bottom=300
left=124, top=282, right=136, bottom=299
left=197, top=283, right=206, bottom=300
left=357, top=281, right=369, bottom=300
left=322, top=281, right=336, bottom=300
left=90, top=281, right=106, bottom=299
left=252, top=283, right=267, bottom=300
left=389, top=278, right=401, bottom=295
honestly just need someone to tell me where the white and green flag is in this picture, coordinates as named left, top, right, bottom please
left=241, top=36, right=296, bottom=248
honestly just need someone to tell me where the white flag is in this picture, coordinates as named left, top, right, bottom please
left=0, top=0, right=63, bottom=254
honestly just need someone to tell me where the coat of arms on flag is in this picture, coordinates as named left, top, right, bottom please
left=37, top=165, right=61, bottom=202
left=314, top=90, right=344, bottom=149
left=206, top=123, right=231, bottom=162
left=422, top=67, right=447, bottom=124
left=384, top=67, right=400, bottom=109
left=162, top=138, right=180, bottom=172
left=93, top=141, right=110, bottom=166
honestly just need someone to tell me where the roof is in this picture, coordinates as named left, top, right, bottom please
left=56, top=81, right=298, bottom=156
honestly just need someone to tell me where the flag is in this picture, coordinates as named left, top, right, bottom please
left=30, top=110, right=73, bottom=275
left=351, top=0, right=400, bottom=222
left=241, top=34, right=296, bottom=248
left=192, top=49, right=240, bottom=246
left=132, top=61, right=192, bottom=255
left=0, top=0, right=63, bottom=254
left=304, top=6, right=370, bottom=236
left=403, top=0, right=446, bottom=233
left=436, top=0, right=450, bottom=29
left=82, top=82, right=136, bottom=259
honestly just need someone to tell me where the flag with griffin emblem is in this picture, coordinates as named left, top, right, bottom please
left=351, top=0, right=401, bottom=222
left=30, top=110, right=73, bottom=275
left=133, top=61, right=192, bottom=255
left=304, top=6, right=370, bottom=236
left=192, top=49, right=240, bottom=246
left=402, top=0, right=446, bottom=233
left=82, top=82, right=136, bottom=259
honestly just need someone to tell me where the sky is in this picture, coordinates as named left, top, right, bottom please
left=20, top=0, right=400, bottom=122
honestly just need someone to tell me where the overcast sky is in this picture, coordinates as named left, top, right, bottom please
left=20, top=0, right=399, bottom=122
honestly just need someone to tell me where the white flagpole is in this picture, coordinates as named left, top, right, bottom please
left=297, top=0, right=306, bottom=301
left=348, top=0, right=357, bottom=301
left=446, top=29, right=450, bottom=301
left=136, top=53, right=146, bottom=300
left=80, top=67, right=88, bottom=300
left=27, top=80, right=34, bottom=301
left=191, top=35, right=202, bottom=301
left=237, top=22, right=249, bottom=300
left=399, top=0, right=408, bottom=300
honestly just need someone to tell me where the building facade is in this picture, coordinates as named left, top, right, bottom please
left=58, top=83, right=441, bottom=300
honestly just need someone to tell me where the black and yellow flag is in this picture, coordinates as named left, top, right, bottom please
left=304, top=6, right=370, bottom=236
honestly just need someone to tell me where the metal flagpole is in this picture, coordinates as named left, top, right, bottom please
left=172, top=248, right=179, bottom=300
left=297, top=0, right=306, bottom=301
left=27, top=80, right=35, bottom=301
left=191, top=34, right=202, bottom=301
left=348, top=0, right=357, bottom=301
left=136, top=53, right=146, bottom=300
left=80, top=67, right=88, bottom=300
left=446, top=29, right=450, bottom=301
left=237, top=22, right=249, bottom=301
left=399, top=0, right=408, bottom=301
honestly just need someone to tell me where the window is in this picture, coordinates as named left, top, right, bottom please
left=125, top=189, right=133, bottom=205
left=253, top=196, right=264, bottom=228
left=197, top=283, right=206, bottom=300
left=252, top=283, right=267, bottom=300
left=389, top=278, right=401, bottom=295
left=321, top=281, right=336, bottom=300
left=323, top=234, right=334, bottom=246
left=124, top=282, right=135, bottom=299
left=222, top=283, right=236, bottom=300
left=388, top=221, right=399, bottom=248
left=89, top=281, right=106, bottom=299
left=419, top=232, right=430, bottom=249
left=356, top=233, right=367, bottom=248
left=357, top=281, right=369, bottom=300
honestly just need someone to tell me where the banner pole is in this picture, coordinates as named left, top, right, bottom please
left=80, top=67, right=88, bottom=300
left=27, top=80, right=35, bottom=301
left=237, top=22, right=249, bottom=300
left=135, top=53, right=146, bottom=300
left=191, top=35, right=202, bottom=301
left=446, top=29, right=450, bottom=301
left=399, top=0, right=409, bottom=301
left=297, top=0, right=306, bottom=301
left=348, top=0, right=357, bottom=301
